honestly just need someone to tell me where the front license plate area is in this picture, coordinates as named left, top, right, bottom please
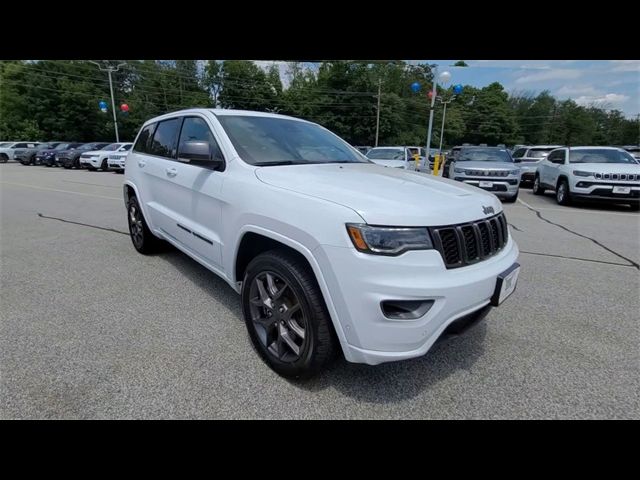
left=491, top=263, right=520, bottom=306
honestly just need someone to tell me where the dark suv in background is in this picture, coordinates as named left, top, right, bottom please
left=56, top=142, right=110, bottom=169
left=17, top=142, right=65, bottom=165
left=37, top=143, right=82, bottom=166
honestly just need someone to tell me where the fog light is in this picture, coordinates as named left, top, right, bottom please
left=381, top=299, right=434, bottom=320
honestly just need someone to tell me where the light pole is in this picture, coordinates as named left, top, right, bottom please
left=89, top=61, right=126, bottom=142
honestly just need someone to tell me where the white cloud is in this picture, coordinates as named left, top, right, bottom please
left=609, top=60, right=640, bottom=72
left=515, top=69, right=582, bottom=84
left=575, top=93, right=629, bottom=106
left=556, top=85, right=598, bottom=96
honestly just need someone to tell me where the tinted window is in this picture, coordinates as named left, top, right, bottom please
left=15, top=143, right=32, bottom=148
left=149, top=118, right=181, bottom=158
left=457, top=148, right=513, bottom=162
left=569, top=149, right=636, bottom=164
left=512, top=148, right=527, bottom=158
left=177, top=117, right=224, bottom=162
left=529, top=148, right=556, bottom=158
left=367, top=148, right=405, bottom=160
left=547, top=150, right=565, bottom=164
left=120, top=144, right=132, bottom=151
left=217, top=115, right=365, bottom=165
left=133, top=123, right=157, bottom=154
left=102, top=143, right=123, bottom=151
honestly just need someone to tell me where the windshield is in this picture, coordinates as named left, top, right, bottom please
left=528, top=148, right=556, bottom=158
left=55, top=143, right=70, bottom=150
left=217, top=115, right=368, bottom=166
left=0, top=142, right=13, bottom=147
left=569, top=149, right=637, bottom=164
left=457, top=148, right=513, bottom=162
left=36, top=143, right=53, bottom=150
left=367, top=148, right=405, bottom=160
left=102, top=143, right=122, bottom=151
left=120, top=144, right=132, bottom=151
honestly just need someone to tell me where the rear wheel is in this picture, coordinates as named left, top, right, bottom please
left=532, top=175, right=545, bottom=195
left=556, top=178, right=571, bottom=205
left=0, top=154, right=8, bottom=163
left=241, top=250, right=337, bottom=379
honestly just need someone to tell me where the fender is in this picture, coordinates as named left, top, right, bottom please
left=123, top=181, right=157, bottom=234
left=232, top=225, right=350, bottom=355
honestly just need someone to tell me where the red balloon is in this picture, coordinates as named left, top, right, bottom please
left=120, top=103, right=129, bottom=112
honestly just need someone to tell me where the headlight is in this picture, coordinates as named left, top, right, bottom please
left=573, top=170, right=594, bottom=177
left=454, top=167, right=466, bottom=174
left=509, top=169, right=520, bottom=175
left=346, top=224, right=433, bottom=255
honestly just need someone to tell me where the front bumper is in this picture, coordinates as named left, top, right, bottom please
left=314, top=235, right=519, bottom=365
left=454, top=177, right=520, bottom=198
left=570, top=178, right=640, bottom=203
left=80, top=157, right=101, bottom=167
left=108, top=159, right=125, bottom=170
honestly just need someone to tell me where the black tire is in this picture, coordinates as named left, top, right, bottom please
left=87, top=166, right=96, bottom=171
left=127, top=195, right=163, bottom=254
left=629, top=203, right=640, bottom=211
left=241, top=249, right=337, bottom=379
left=556, top=178, right=571, bottom=206
left=532, top=175, right=545, bottom=195
left=101, top=158, right=108, bottom=171
left=0, top=154, right=8, bottom=163
left=63, top=165, right=71, bottom=169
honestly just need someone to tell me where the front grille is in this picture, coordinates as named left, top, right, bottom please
left=465, top=169, right=510, bottom=177
left=595, top=173, right=639, bottom=181
left=430, top=213, right=509, bottom=269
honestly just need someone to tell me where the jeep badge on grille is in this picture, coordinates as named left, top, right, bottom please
left=483, top=205, right=494, bottom=215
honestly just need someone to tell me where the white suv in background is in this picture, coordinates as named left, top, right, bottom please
left=533, top=146, right=640, bottom=210
left=512, top=145, right=563, bottom=185
left=365, top=146, right=425, bottom=169
left=80, top=142, right=132, bottom=171
left=124, top=109, right=520, bottom=378
left=107, top=144, right=133, bottom=172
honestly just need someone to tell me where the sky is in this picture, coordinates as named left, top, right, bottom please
left=254, top=60, right=639, bottom=119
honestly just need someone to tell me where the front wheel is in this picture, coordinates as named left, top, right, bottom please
left=241, top=250, right=337, bottom=379
left=503, top=192, right=519, bottom=203
left=556, top=179, right=571, bottom=205
left=532, top=175, right=545, bottom=195
left=101, top=159, right=108, bottom=171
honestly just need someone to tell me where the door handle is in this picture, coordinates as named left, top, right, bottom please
left=138, top=160, right=146, bottom=168
left=166, top=167, right=178, bottom=177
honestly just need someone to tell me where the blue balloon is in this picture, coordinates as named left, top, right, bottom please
left=411, top=82, right=421, bottom=93
left=99, top=101, right=108, bottom=109
left=453, top=84, right=463, bottom=95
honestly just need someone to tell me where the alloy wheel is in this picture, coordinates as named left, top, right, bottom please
left=129, top=204, right=144, bottom=248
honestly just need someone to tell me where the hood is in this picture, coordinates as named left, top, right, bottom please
left=570, top=163, right=640, bottom=174
left=81, top=150, right=105, bottom=156
left=454, top=161, right=516, bottom=171
left=369, top=159, right=407, bottom=169
left=255, top=163, right=502, bottom=226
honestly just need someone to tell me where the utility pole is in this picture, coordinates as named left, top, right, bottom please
left=424, top=69, right=438, bottom=161
left=89, top=61, right=126, bottom=142
left=375, top=78, right=381, bottom=147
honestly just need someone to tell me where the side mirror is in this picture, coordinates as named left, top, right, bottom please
left=178, top=141, right=224, bottom=169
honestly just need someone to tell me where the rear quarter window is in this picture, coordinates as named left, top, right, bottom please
left=133, top=123, right=157, bottom=154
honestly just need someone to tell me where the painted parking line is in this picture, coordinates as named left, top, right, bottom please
left=0, top=181, right=121, bottom=201
left=516, top=198, right=637, bottom=217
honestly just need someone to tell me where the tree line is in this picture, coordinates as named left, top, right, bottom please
left=1, top=60, right=638, bottom=147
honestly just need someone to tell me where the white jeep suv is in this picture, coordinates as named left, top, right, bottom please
left=124, top=109, right=520, bottom=378
left=533, top=146, right=640, bottom=210
left=80, top=142, right=132, bottom=171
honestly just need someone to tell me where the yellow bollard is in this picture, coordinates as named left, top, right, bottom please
left=413, top=153, right=420, bottom=170
left=432, top=153, right=441, bottom=175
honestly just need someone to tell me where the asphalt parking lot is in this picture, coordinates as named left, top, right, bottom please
left=1, top=162, right=638, bottom=419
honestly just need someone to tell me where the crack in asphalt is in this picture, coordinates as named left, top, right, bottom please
left=517, top=201, right=639, bottom=270
left=508, top=223, right=523, bottom=232
left=38, top=213, right=129, bottom=236
left=519, top=250, right=636, bottom=268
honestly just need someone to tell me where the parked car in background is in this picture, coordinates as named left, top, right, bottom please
left=533, top=146, right=639, bottom=210
left=124, top=108, right=520, bottom=378
left=0, top=142, right=40, bottom=162
left=354, top=145, right=372, bottom=155
left=56, top=142, right=111, bottom=169
left=448, top=146, right=521, bottom=202
left=441, top=146, right=463, bottom=178
left=107, top=144, right=133, bottom=172
left=80, top=142, right=132, bottom=171
left=17, top=142, right=65, bottom=165
left=366, top=146, right=425, bottom=169
left=620, top=145, right=640, bottom=163
left=38, top=143, right=82, bottom=167
left=511, top=145, right=563, bottom=185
